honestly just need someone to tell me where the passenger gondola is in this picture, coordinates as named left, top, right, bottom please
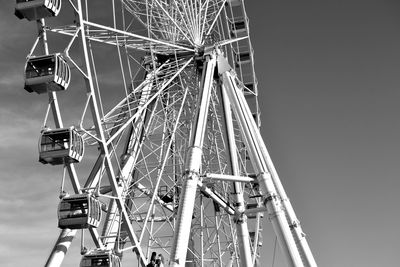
left=15, top=0, right=61, bottom=21
left=24, top=53, right=70, bottom=94
left=58, top=194, right=102, bottom=229
left=230, top=19, right=247, bottom=37
left=80, top=250, right=121, bottom=267
left=235, top=51, right=251, bottom=65
left=39, top=127, right=84, bottom=165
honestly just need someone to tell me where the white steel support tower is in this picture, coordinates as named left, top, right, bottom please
left=14, top=0, right=317, bottom=266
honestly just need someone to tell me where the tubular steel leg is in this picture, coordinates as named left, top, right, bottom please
left=169, top=53, right=217, bottom=266
left=45, top=229, right=77, bottom=267
left=218, top=54, right=310, bottom=266
left=221, top=85, right=253, bottom=267
left=221, top=65, right=317, bottom=266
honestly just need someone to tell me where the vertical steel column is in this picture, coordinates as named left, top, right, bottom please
left=169, top=53, right=216, bottom=266
left=218, top=55, right=306, bottom=267
left=221, top=85, right=253, bottom=267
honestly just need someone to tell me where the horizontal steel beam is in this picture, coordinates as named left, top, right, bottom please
left=204, top=173, right=255, bottom=183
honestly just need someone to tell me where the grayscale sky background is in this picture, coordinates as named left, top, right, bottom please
left=1, top=1, right=400, bottom=266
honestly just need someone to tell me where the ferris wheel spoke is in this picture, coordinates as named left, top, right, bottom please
left=80, top=57, right=192, bottom=146
left=124, top=1, right=170, bottom=41
left=136, top=84, right=188, bottom=243
left=85, top=20, right=193, bottom=52
left=51, top=22, right=194, bottom=54
left=170, top=1, right=197, bottom=42
left=205, top=0, right=227, bottom=37
left=105, top=59, right=192, bottom=146
left=180, top=0, right=200, bottom=43
left=199, top=0, right=211, bottom=44
left=153, top=0, right=196, bottom=46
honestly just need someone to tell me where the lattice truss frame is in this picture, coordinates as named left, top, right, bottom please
left=16, top=0, right=316, bottom=267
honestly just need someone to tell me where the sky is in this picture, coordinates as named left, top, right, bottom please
left=1, top=1, right=400, bottom=266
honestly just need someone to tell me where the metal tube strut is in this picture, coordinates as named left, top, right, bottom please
left=218, top=54, right=312, bottom=267
left=169, top=53, right=217, bottom=266
left=45, top=229, right=77, bottom=267
left=221, top=83, right=253, bottom=267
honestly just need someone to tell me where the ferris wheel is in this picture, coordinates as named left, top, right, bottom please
left=15, top=1, right=317, bottom=267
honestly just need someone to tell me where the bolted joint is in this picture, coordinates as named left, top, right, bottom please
left=38, top=25, right=46, bottom=36
left=203, top=54, right=212, bottom=62
left=195, top=47, right=215, bottom=66
left=232, top=201, right=244, bottom=208
left=233, top=211, right=247, bottom=224
left=59, top=191, right=68, bottom=199
left=203, top=45, right=216, bottom=57
left=233, top=201, right=246, bottom=214
left=184, top=170, right=199, bottom=180
left=263, top=193, right=279, bottom=206
left=115, top=175, right=123, bottom=186
left=80, top=247, right=88, bottom=255
left=142, top=54, right=160, bottom=69
left=289, top=220, right=301, bottom=230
